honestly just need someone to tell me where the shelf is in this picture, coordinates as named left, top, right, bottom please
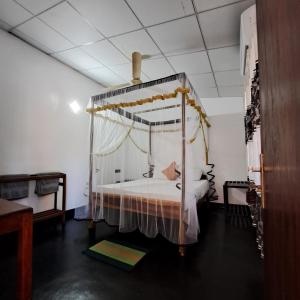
left=0, top=172, right=66, bottom=224
left=33, top=209, right=64, bottom=223
left=0, top=173, right=66, bottom=183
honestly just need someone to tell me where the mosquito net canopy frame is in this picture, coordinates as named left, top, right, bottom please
left=76, top=73, right=211, bottom=247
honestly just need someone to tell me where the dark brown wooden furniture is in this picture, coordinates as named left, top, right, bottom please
left=0, top=173, right=66, bottom=224
left=257, top=0, right=300, bottom=298
left=223, top=181, right=249, bottom=216
left=0, top=199, right=33, bottom=300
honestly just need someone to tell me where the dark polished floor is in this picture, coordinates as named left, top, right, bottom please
left=0, top=205, right=263, bottom=300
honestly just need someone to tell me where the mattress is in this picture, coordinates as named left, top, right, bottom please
left=95, top=178, right=209, bottom=202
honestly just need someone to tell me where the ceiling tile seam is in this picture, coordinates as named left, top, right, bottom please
left=9, top=0, right=248, bottom=42
left=191, top=0, right=220, bottom=97
left=58, top=62, right=106, bottom=88
left=8, top=6, right=80, bottom=53
left=207, top=43, right=240, bottom=51
left=8, top=28, right=104, bottom=88
left=166, top=49, right=207, bottom=59
left=197, top=0, right=248, bottom=14
left=10, top=0, right=67, bottom=30
left=9, top=30, right=53, bottom=53
left=106, top=0, right=248, bottom=39
left=217, top=84, right=244, bottom=87
left=36, top=16, right=78, bottom=46
left=14, top=1, right=131, bottom=84
left=11, top=0, right=34, bottom=16
left=30, top=20, right=130, bottom=85
left=6, top=3, right=125, bottom=87
left=66, top=1, right=132, bottom=64
left=214, top=68, right=242, bottom=73
left=122, top=0, right=177, bottom=76
left=0, top=19, right=14, bottom=31
left=49, top=43, right=240, bottom=61
left=5, top=1, right=243, bottom=89
left=8, top=0, right=241, bottom=57
left=35, top=2, right=105, bottom=48
left=217, top=85, right=244, bottom=87
left=74, top=47, right=133, bottom=85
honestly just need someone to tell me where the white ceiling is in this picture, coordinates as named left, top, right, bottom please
left=0, top=0, right=255, bottom=98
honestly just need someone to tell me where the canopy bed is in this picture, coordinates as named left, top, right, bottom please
left=75, top=73, right=211, bottom=255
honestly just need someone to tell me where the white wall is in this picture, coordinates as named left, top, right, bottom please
left=0, top=29, right=104, bottom=210
left=202, top=97, right=244, bottom=116
left=208, top=113, right=248, bottom=204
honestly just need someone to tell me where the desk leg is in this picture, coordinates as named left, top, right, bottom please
left=17, top=212, right=32, bottom=300
left=223, top=185, right=229, bottom=217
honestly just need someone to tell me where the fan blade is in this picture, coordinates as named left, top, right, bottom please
left=141, top=54, right=152, bottom=60
left=107, top=82, right=130, bottom=91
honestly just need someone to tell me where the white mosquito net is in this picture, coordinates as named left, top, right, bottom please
left=75, top=73, right=210, bottom=245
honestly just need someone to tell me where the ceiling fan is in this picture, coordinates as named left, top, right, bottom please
left=108, top=51, right=151, bottom=91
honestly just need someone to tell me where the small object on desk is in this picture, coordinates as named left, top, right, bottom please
left=223, top=181, right=249, bottom=216
left=0, top=199, right=33, bottom=300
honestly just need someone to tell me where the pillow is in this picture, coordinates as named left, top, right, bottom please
left=162, top=161, right=178, bottom=181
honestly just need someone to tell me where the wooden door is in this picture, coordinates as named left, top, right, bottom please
left=256, top=0, right=300, bottom=299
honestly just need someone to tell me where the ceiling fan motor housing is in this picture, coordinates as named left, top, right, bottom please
left=132, top=51, right=142, bottom=84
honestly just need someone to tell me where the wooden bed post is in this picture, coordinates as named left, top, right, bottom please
left=88, top=97, right=96, bottom=231
left=179, top=75, right=186, bottom=256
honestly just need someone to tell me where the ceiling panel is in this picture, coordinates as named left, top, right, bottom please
left=12, top=28, right=54, bottom=53
left=110, top=30, right=161, bottom=59
left=52, top=48, right=103, bottom=70
left=147, top=16, right=205, bottom=56
left=0, top=0, right=32, bottom=28
left=208, top=45, right=240, bottom=72
left=199, top=0, right=255, bottom=49
left=194, top=0, right=243, bottom=12
left=82, top=40, right=129, bottom=66
left=218, top=85, right=244, bottom=97
left=215, top=70, right=243, bottom=86
left=16, top=0, right=62, bottom=14
left=127, top=0, right=194, bottom=26
left=82, top=67, right=125, bottom=86
left=142, top=58, right=174, bottom=80
left=109, top=63, right=149, bottom=82
left=39, top=2, right=103, bottom=46
left=196, top=87, right=218, bottom=98
left=188, top=73, right=216, bottom=91
left=69, top=0, right=141, bottom=37
left=168, top=51, right=211, bottom=75
left=13, top=18, right=73, bottom=52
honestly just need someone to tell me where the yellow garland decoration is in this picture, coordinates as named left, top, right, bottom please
left=87, top=87, right=211, bottom=128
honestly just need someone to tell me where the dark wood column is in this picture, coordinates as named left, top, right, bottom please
left=256, top=0, right=300, bottom=299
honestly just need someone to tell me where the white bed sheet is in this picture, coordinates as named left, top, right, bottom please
left=95, top=178, right=209, bottom=202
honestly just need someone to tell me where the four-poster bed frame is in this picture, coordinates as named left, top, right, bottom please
left=86, top=73, right=210, bottom=255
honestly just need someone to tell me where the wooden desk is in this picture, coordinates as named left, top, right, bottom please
left=0, top=199, right=33, bottom=300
